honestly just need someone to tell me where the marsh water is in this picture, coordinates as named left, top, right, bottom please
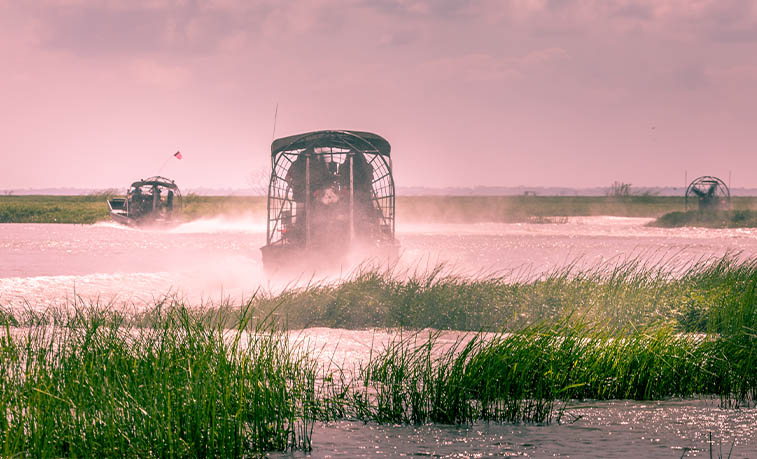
left=2, top=216, right=757, bottom=456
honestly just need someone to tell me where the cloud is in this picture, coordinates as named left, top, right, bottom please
left=127, top=57, right=190, bottom=88
left=418, top=47, right=569, bottom=83
left=35, top=3, right=242, bottom=57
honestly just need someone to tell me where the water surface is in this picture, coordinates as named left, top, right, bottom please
left=2, top=216, right=757, bottom=456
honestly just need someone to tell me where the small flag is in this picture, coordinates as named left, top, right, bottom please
left=174, top=151, right=183, bottom=160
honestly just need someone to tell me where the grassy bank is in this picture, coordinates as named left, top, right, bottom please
left=2, top=257, right=756, bottom=454
left=651, top=209, right=757, bottom=228
left=5, top=194, right=757, bottom=224
left=396, top=195, right=684, bottom=222
left=0, top=194, right=113, bottom=224
left=0, top=194, right=266, bottom=224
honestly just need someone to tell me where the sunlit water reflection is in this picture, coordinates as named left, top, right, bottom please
left=2, top=217, right=757, bottom=456
left=3, top=216, right=757, bottom=309
left=271, top=399, right=757, bottom=457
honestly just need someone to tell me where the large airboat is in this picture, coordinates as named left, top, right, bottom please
left=107, top=176, right=182, bottom=227
left=261, top=130, right=397, bottom=272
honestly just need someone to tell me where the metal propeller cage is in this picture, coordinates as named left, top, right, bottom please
left=685, top=176, right=730, bottom=212
left=265, top=131, right=394, bottom=249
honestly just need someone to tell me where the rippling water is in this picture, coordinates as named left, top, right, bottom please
left=2, top=216, right=757, bottom=456
left=3, top=216, right=757, bottom=308
left=272, top=399, right=757, bottom=457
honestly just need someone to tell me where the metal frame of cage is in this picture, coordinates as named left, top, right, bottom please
left=685, top=175, right=730, bottom=212
left=265, top=132, right=394, bottom=249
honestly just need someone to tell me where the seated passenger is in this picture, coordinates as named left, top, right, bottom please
left=286, top=154, right=307, bottom=202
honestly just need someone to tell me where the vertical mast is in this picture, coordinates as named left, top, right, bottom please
left=305, top=154, right=311, bottom=248
left=349, top=153, right=355, bottom=244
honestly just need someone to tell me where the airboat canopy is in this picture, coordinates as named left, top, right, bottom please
left=129, top=176, right=180, bottom=191
left=271, top=130, right=391, bottom=157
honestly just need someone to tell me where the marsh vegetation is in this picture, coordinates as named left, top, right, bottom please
left=2, top=255, right=755, bottom=455
left=651, top=209, right=757, bottom=228
left=5, top=194, right=757, bottom=224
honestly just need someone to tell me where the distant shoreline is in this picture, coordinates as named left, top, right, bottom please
left=5, top=195, right=757, bottom=225
left=5, top=186, right=757, bottom=197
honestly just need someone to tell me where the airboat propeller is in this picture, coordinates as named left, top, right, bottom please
left=685, top=176, right=730, bottom=211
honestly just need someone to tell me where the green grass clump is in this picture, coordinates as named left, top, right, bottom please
left=0, top=302, right=317, bottom=456
left=650, top=210, right=757, bottom=228
left=352, top=320, right=755, bottom=425
left=215, top=255, right=755, bottom=334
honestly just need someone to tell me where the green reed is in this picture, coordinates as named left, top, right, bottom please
left=180, top=254, right=755, bottom=334
left=0, top=302, right=317, bottom=457
left=1, top=255, right=755, bottom=454
left=350, top=320, right=755, bottom=426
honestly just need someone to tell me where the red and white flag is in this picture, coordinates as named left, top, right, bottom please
left=174, top=151, right=183, bottom=160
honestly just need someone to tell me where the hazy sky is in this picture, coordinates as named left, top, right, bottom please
left=1, top=0, right=756, bottom=190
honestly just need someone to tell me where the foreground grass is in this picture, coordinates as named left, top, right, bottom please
left=6, top=195, right=757, bottom=224
left=651, top=209, right=757, bottom=228
left=0, top=304, right=317, bottom=456
left=1, top=257, right=756, bottom=454
left=356, top=321, right=755, bottom=425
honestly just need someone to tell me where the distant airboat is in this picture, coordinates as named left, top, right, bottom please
left=261, top=130, right=397, bottom=272
left=685, top=176, right=730, bottom=212
left=107, top=176, right=182, bottom=227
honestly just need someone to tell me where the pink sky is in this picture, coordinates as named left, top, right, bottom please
left=1, top=0, right=756, bottom=190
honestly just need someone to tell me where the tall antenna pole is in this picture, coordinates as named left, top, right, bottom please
left=684, top=169, right=688, bottom=211
left=271, top=103, right=279, bottom=141
left=157, top=151, right=178, bottom=175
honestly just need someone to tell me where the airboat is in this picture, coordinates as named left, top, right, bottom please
left=685, top=176, right=730, bottom=212
left=107, top=176, right=182, bottom=227
left=261, top=130, right=397, bottom=273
